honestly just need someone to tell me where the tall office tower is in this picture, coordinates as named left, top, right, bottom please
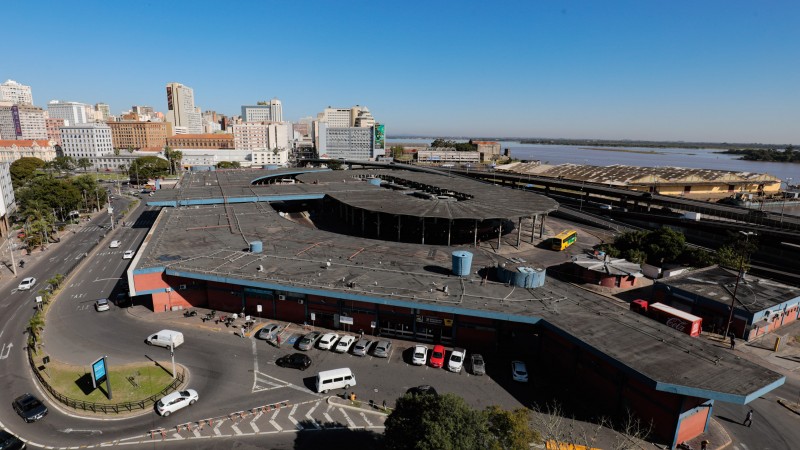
left=0, top=80, right=33, bottom=105
left=60, top=123, right=113, bottom=158
left=232, top=122, right=289, bottom=151
left=0, top=103, right=47, bottom=140
left=270, top=98, right=282, bottom=123
left=95, top=103, right=110, bottom=121
left=47, top=100, right=90, bottom=126
left=241, top=104, right=271, bottom=122
left=165, top=82, right=203, bottom=134
left=354, top=107, right=375, bottom=128
left=132, top=105, right=155, bottom=117
left=316, top=107, right=353, bottom=128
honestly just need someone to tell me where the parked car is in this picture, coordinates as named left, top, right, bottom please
left=0, top=429, right=25, bottom=449
left=406, top=385, right=438, bottom=397
left=352, top=338, right=372, bottom=356
left=429, top=345, right=445, bottom=368
left=256, top=323, right=282, bottom=340
left=511, top=360, right=528, bottom=382
left=470, top=354, right=486, bottom=376
left=317, top=332, right=339, bottom=350
left=298, top=331, right=321, bottom=351
left=448, top=348, right=466, bottom=373
left=156, top=389, right=198, bottom=416
left=109, top=240, right=121, bottom=248
left=373, top=340, right=392, bottom=358
left=334, top=335, right=356, bottom=353
left=17, top=277, right=36, bottom=291
left=123, top=250, right=135, bottom=259
left=411, top=345, right=428, bottom=365
left=94, top=298, right=110, bottom=312
left=275, top=353, right=312, bottom=370
left=12, top=393, right=47, bottom=422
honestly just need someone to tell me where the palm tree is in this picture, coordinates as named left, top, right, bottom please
left=27, top=312, right=44, bottom=349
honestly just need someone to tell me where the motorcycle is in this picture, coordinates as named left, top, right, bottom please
left=183, top=310, right=197, bottom=317
left=18, top=260, right=24, bottom=268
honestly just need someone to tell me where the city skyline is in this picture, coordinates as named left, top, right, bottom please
left=5, top=1, right=800, bottom=144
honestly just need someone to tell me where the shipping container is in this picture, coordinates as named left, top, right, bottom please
left=630, top=300, right=702, bottom=337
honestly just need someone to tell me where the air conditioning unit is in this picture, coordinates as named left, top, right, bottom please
left=278, top=294, right=286, bottom=300
left=298, top=299, right=304, bottom=305
left=165, top=287, right=172, bottom=292
left=179, top=284, right=187, bottom=290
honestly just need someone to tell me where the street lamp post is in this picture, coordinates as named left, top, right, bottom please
left=723, top=231, right=757, bottom=341
left=780, top=177, right=793, bottom=224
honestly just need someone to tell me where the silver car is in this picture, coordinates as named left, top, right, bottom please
left=297, top=331, right=321, bottom=351
left=373, top=340, right=392, bottom=358
left=352, top=338, right=372, bottom=356
left=470, top=354, right=486, bottom=376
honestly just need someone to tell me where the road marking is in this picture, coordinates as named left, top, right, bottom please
left=339, top=408, right=356, bottom=428
left=250, top=421, right=260, bottom=433
left=270, top=407, right=283, bottom=431
left=0, top=342, right=13, bottom=360
left=288, top=403, right=301, bottom=430
left=231, top=423, right=243, bottom=435
left=192, top=427, right=202, bottom=438
left=360, top=412, right=374, bottom=426
left=387, top=346, right=395, bottom=363
left=213, top=420, right=223, bottom=436
left=171, top=432, right=184, bottom=440
left=323, top=412, right=333, bottom=423
left=305, top=401, right=321, bottom=429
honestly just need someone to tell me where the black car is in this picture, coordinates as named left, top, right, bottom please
left=406, top=385, right=438, bottom=397
left=275, top=353, right=312, bottom=370
left=0, top=430, right=24, bottom=450
left=12, top=393, right=47, bottom=422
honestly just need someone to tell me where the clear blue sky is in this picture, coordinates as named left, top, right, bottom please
left=6, top=1, right=799, bottom=144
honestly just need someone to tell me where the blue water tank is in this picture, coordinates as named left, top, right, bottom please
left=369, top=178, right=383, bottom=186
left=528, top=267, right=547, bottom=288
left=264, top=165, right=279, bottom=170
left=249, top=241, right=263, bottom=254
left=451, top=251, right=473, bottom=276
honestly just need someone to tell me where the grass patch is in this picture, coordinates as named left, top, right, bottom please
left=37, top=359, right=175, bottom=404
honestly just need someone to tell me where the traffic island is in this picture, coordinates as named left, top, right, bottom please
left=29, top=350, right=187, bottom=417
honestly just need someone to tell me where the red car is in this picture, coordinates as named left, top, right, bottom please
left=430, top=345, right=445, bottom=368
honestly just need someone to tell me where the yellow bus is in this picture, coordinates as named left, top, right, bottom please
left=551, top=230, right=578, bottom=251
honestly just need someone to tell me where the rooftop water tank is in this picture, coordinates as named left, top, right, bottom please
left=451, top=251, right=473, bottom=277
left=249, top=241, right=263, bottom=254
left=369, top=178, right=382, bottom=186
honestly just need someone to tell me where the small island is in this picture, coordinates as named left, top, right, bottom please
left=720, top=146, right=800, bottom=163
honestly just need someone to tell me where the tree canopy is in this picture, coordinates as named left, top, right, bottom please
left=217, top=161, right=241, bottom=169
left=10, top=157, right=46, bottom=189
left=129, top=156, right=170, bottom=184
left=430, top=138, right=478, bottom=153
left=598, top=227, right=716, bottom=267
left=384, top=393, right=538, bottom=450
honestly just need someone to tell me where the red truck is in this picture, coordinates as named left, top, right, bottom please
left=630, top=300, right=702, bottom=337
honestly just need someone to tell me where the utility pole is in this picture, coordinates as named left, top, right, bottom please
left=7, top=236, right=16, bottom=277
left=723, top=231, right=757, bottom=340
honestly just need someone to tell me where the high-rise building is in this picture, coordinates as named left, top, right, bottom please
left=107, top=121, right=171, bottom=151
left=48, top=100, right=90, bottom=126
left=0, top=80, right=33, bottom=105
left=132, top=105, right=155, bottom=117
left=241, top=104, right=271, bottom=122
left=95, top=103, right=111, bottom=121
left=60, top=123, right=113, bottom=159
left=316, top=107, right=353, bottom=128
left=46, top=118, right=65, bottom=146
left=270, top=98, right=282, bottom=123
left=354, top=107, right=375, bottom=128
left=165, top=82, right=203, bottom=134
left=0, top=103, right=47, bottom=140
left=317, top=122, right=383, bottom=160
left=232, top=122, right=289, bottom=152
left=0, top=161, right=16, bottom=229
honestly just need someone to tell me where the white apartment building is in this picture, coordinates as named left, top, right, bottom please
left=232, top=122, right=289, bottom=152
left=48, top=100, right=89, bottom=126
left=60, top=123, right=114, bottom=159
left=0, top=80, right=33, bottom=105
left=270, top=98, right=282, bottom=123
left=317, top=123, right=378, bottom=160
left=95, top=103, right=110, bottom=121
left=179, top=149, right=254, bottom=169
left=0, top=161, right=15, bottom=235
left=252, top=148, right=288, bottom=166
left=417, top=149, right=481, bottom=164
left=0, top=103, right=47, bottom=140
left=166, top=82, right=203, bottom=134
left=0, top=139, right=57, bottom=163
left=241, top=105, right=271, bottom=122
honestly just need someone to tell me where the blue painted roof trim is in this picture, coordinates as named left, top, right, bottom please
left=656, top=375, right=784, bottom=404
left=136, top=288, right=170, bottom=295
left=249, top=168, right=331, bottom=184
left=132, top=266, right=167, bottom=275
left=148, top=193, right=326, bottom=207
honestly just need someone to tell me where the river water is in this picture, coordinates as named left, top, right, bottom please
left=387, top=138, right=799, bottom=183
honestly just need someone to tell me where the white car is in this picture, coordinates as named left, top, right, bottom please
left=156, top=389, right=198, bottom=417
left=334, top=335, right=356, bottom=353
left=109, top=240, right=121, bottom=248
left=94, top=298, right=110, bottom=312
left=123, top=250, right=135, bottom=259
left=317, top=333, right=339, bottom=350
left=411, top=345, right=428, bottom=366
left=511, top=360, right=528, bottom=383
left=17, top=277, right=36, bottom=291
left=448, top=348, right=466, bottom=373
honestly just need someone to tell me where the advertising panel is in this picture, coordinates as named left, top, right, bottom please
left=91, top=357, right=107, bottom=388
left=166, top=86, right=173, bottom=111
left=374, top=124, right=385, bottom=150
left=11, top=105, right=22, bottom=137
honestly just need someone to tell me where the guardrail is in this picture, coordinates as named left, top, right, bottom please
left=28, top=348, right=185, bottom=414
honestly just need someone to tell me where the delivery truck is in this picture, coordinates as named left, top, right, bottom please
left=630, top=300, right=702, bottom=337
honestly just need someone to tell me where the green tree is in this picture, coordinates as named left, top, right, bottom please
left=77, top=157, right=92, bottom=172
left=46, top=156, right=76, bottom=172
left=113, top=147, right=121, bottom=156
left=485, top=406, right=540, bottom=450
left=217, top=161, right=241, bottom=169
left=163, top=146, right=183, bottom=175
left=126, top=145, right=135, bottom=154
left=16, top=176, right=82, bottom=221
left=391, top=146, right=405, bottom=159
left=385, top=393, right=489, bottom=450
left=129, top=156, right=170, bottom=184
left=326, top=160, right=343, bottom=170
left=27, top=312, right=44, bottom=350
left=10, top=157, right=46, bottom=189
left=642, top=227, right=686, bottom=265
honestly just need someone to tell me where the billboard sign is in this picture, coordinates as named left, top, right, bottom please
left=11, top=105, right=22, bottom=137
left=91, top=357, right=107, bottom=388
left=374, top=124, right=385, bottom=150
left=166, top=86, right=173, bottom=111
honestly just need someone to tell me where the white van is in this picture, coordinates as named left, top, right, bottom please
left=315, top=368, right=356, bottom=394
left=146, top=330, right=184, bottom=348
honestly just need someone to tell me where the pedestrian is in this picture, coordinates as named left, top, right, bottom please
left=730, top=335, right=736, bottom=350
left=743, top=409, right=753, bottom=427
left=359, top=329, right=364, bottom=339
left=700, top=439, right=709, bottom=450
left=350, top=392, right=356, bottom=401
left=240, top=326, right=245, bottom=338
left=276, top=334, right=281, bottom=345
left=382, top=399, right=387, bottom=410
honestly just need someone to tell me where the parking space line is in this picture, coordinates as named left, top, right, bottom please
left=339, top=408, right=356, bottom=428
left=360, top=412, right=374, bottom=427
left=270, top=407, right=283, bottom=431
left=387, top=346, right=395, bottom=363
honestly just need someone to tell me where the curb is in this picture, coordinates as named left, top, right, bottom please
left=326, top=395, right=390, bottom=416
left=777, top=398, right=800, bottom=416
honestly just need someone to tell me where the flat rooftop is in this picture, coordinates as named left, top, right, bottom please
left=134, top=168, right=784, bottom=403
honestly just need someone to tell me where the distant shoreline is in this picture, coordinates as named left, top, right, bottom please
left=387, top=137, right=789, bottom=151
